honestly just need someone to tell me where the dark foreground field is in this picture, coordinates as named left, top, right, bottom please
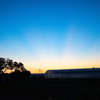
left=1, top=83, right=100, bottom=100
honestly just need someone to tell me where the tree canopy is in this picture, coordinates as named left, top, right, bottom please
left=0, top=57, right=27, bottom=73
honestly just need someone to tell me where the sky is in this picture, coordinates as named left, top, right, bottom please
left=0, top=0, right=100, bottom=73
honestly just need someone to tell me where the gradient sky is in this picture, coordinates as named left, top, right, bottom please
left=0, top=0, right=100, bottom=73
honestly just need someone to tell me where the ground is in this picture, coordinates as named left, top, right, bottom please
left=0, top=82, right=100, bottom=100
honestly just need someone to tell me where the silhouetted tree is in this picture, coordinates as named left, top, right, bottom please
left=21, top=70, right=31, bottom=82
left=22, top=70, right=31, bottom=78
left=13, top=62, right=26, bottom=71
left=0, top=57, right=27, bottom=73
left=0, top=57, right=31, bottom=82
left=0, top=58, right=7, bottom=72
left=18, top=62, right=27, bottom=71
left=15, top=69, right=22, bottom=81
left=11, top=70, right=31, bottom=82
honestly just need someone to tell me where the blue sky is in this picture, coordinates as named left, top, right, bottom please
left=0, top=0, right=100, bottom=73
